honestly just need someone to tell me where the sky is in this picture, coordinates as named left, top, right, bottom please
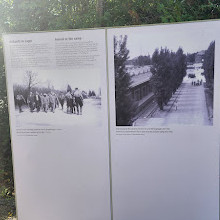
left=13, top=68, right=101, bottom=94
left=114, top=22, right=216, bottom=59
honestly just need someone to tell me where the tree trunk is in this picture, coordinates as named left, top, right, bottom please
left=96, top=0, right=104, bottom=24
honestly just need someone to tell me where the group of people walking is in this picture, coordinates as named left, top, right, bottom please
left=15, top=88, right=83, bottom=115
left=60, top=88, right=83, bottom=115
left=192, top=79, right=203, bottom=86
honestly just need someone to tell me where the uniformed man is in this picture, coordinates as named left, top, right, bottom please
left=16, top=94, right=26, bottom=112
left=74, top=88, right=83, bottom=115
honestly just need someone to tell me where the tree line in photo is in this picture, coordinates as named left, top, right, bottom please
left=150, top=47, right=186, bottom=110
left=114, top=35, right=215, bottom=125
left=203, top=41, right=215, bottom=105
left=185, top=40, right=215, bottom=102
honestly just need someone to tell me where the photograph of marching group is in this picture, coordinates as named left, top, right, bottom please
left=13, top=68, right=102, bottom=127
left=114, top=26, right=215, bottom=126
left=16, top=88, right=83, bottom=114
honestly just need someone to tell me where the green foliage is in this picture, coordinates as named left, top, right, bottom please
left=0, top=46, right=14, bottom=220
left=158, top=0, right=220, bottom=22
left=114, top=35, right=135, bottom=125
left=102, top=0, right=161, bottom=26
left=1, top=0, right=219, bottom=32
left=0, top=11, right=14, bottom=217
left=0, top=45, right=13, bottom=195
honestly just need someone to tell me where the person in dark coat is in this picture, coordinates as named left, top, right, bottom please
left=65, top=91, right=73, bottom=113
left=34, top=91, right=41, bottom=112
left=16, top=94, right=26, bottom=112
left=48, top=92, right=59, bottom=113
left=59, top=92, right=65, bottom=110
left=74, top=88, right=83, bottom=115
left=27, top=92, right=35, bottom=112
left=71, top=91, right=77, bottom=114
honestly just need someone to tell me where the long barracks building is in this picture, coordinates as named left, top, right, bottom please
left=127, top=65, right=154, bottom=116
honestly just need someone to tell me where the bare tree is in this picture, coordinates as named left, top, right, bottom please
left=23, top=70, right=39, bottom=94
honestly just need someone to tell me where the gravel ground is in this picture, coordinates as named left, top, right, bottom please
left=0, top=197, right=16, bottom=220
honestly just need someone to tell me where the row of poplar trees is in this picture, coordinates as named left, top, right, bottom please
left=203, top=41, right=215, bottom=102
left=151, top=47, right=187, bottom=110
left=114, top=36, right=187, bottom=125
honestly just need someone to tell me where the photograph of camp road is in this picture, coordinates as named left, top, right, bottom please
left=13, top=69, right=101, bottom=127
left=114, top=33, right=215, bottom=126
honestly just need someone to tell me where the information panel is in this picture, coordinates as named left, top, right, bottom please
left=107, top=21, right=220, bottom=220
left=3, top=20, right=220, bottom=220
left=3, top=29, right=111, bottom=220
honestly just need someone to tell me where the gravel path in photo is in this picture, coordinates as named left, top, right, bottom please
left=134, top=79, right=211, bottom=126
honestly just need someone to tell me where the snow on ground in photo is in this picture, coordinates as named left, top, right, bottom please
left=15, top=98, right=102, bottom=128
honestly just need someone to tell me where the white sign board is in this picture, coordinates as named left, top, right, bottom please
left=3, top=20, right=220, bottom=220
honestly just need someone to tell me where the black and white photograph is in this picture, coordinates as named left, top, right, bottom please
left=114, top=28, right=215, bottom=126
left=13, top=68, right=102, bottom=127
